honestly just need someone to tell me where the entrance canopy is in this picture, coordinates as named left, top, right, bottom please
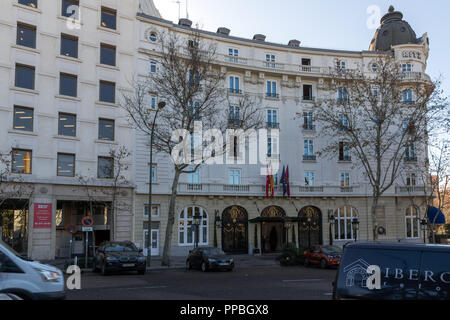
left=427, top=207, right=446, bottom=225
left=249, top=217, right=301, bottom=223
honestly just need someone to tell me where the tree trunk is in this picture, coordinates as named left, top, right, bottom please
left=371, top=195, right=379, bottom=242
left=161, top=169, right=181, bottom=266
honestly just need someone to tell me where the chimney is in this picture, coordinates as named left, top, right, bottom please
left=217, top=27, right=231, bottom=36
left=253, top=34, right=266, bottom=42
left=288, top=39, right=301, bottom=47
left=178, top=18, right=192, bottom=28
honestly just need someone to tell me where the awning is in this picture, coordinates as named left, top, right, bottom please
left=249, top=217, right=302, bottom=223
left=427, top=206, right=446, bottom=225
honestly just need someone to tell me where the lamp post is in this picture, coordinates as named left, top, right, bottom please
left=285, top=222, right=291, bottom=247
left=307, top=217, right=312, bottom=248
left=146, top=101, right=166, bottom=268
left=421, top=218, right=428, bottom=244
left=193, top=212, right=202, bottom=248
left=352, top=218, right=360, bottom=242
left=214, top=211, right=221, bottom=248
left=329, top=214, right=336, bottom=246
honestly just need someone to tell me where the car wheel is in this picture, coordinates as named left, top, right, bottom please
left=138, top=269, right=146, bottom=275
left=92, top=261, right=98, bottom=273
left=101, top=263, right=109, bottom=276
left=201, top=261, right=208, bottom=272
left=320, top=259, right=327, bottom=269
left=304, top=258, right=310, bottom=267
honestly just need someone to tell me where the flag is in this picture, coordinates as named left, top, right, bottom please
left=280, top=166, right=287, bottom=196
left=286, top=166, right=291, bottom=197
left=266, top=165, right=270, bottom=198
left=270, top=165, right=274, bottom=198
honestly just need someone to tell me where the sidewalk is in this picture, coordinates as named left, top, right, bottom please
left=42, top=254, right=281, bottom=272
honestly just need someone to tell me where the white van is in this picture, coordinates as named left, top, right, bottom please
left=0, top=239, right=65, bottom=300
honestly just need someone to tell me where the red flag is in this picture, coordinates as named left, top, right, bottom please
left=270, top=165, right=274, bottom=198
left=286, top=166, right=291, bottom=197
left=266, top=166, right=270, bottom=198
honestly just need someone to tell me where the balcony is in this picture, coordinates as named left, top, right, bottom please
left=228, top=118, right=243, bottom=128
left=187, top=184, right=203, bottom=191
left=404, top=156, right=418, bottom=163
left=266, top=122, right=280, bottom=129
left=303, top=155, right=317, bottom=161
left=302, top=124, right=316, bottom=131
left=228, top=88, right=242, bottom=95
left=300, top=66, right=321, bottom=73
left=265, top=92, right=280, bottom=99
left=224, top=55, right=247, bottom=65
left=339, top=156, right=352, bottom=162
left=396, top=186, right=426, bottom=194
left=302, top=96, right=315, bottom=102
left=399, top=72, right=431, bottom=82
left=299, top=186, right=324, bottom=193
left=340, top=186, right=354, bottom=193
left=402, top=100, right=416, bottom=106
left=223, top=185, right=250, bottom=192
left=263, top=62, right=284, bottom=70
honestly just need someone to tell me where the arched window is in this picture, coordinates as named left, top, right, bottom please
left=406, top=206, right=420, bottom=238
left=335, top=206, right=358, bottom=241
left=178, top=206, right=208, bottom=246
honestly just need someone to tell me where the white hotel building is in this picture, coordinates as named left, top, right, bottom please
left=0, top=0, right=432, bottom=260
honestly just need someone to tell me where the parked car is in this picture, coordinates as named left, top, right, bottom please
left=0, top=239, right=65, bottom=300
left=333, top=242, right=450, bottom=300
left=304, top=245, right=343, bottom=269
left=92, top=241, right=146, bottom=276
left=186, top=248, right=234, bottom=272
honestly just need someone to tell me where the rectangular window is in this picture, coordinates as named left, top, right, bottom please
left=60, top=73, right=77, bottom=97
left=266, top=81, right=277, bottom=97
left=151, top=165, right=156, bottom=182
left=61, top=0, right=79, bottom=18
left=303, top=85, right=313, bottom=100
left=304, top=140, right=314, bottom=156
left=229, top=169, right=240, bottom=185
left=99, top=81, right=115, bottom=103
left=267, top=109, right=278, bottom=128
left=339, top=142, right=350, bottom=161
left=338, top=87, right=348, bottom=101
left=15, top=64, right=35, bottom=90
left=58, top=113, right=76, bottom=137
left=303, top=112, right=314, bottom=130
left=101, top=7, right=117, bottom=30
left=189, top=168, right=200, bottom=184
left=403, top=89, right=413, bottom=104
left=61, top=34, right=78, bottom=58
left=11, top=149, right=32, bottom=174
left=340, top=173, right=350, bottom=187
left=57, top=153, right=75, bottom=177
left=265, top=54, right=275, bottom=68
left=228, top=48, right=238, bottom=62
left=402, top=63, right=412, bottom=72
left=406, top=173, right=417, bottom=186
left=150, top=94, right=157, bottom=109
left=150, top=61, right=157, bottom=73
left=229, top=76, right=240, bottom=93
left=16, top=23, right=36, bottom=49
left=305, top=172, right=315, bottom=186
left=338, top=113, right=349, bottom=131
left=18, top=0, right=37, bottom=8
left=98, top=119, right=114, bottom=141
left=98, top=157, right=113, bottom=179
left=144, top=205, right=160, bottom=218
left=13, top=106, right=33, bottom=132
left=100, top=43, right=116, bottom=66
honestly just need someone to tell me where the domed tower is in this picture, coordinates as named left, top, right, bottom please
left=369, top=6, right=418, bottom=52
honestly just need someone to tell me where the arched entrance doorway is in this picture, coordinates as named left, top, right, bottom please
left=298, top=206, right=322, bottom=248
left=261, top=206, right=286, bottom=253
left=222, top=206, right=248, bottom=254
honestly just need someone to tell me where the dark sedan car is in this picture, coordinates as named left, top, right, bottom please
left=186, top=248, right=234, bottom=272
left=93, top=241, right=146, bottom=276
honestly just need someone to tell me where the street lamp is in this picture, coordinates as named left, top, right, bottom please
left=193, top=212, right=202, bottom=248
left=329, top=214, right=336, bottom=246
left=285, top=222, right=291, bottom=246
left=307, top=217, right=312, bottom=248
left=421, top=218, right=428, bottom=244
left=146, top=101, right=166, bottom=268
left=352, top=218, right=360, bottom=242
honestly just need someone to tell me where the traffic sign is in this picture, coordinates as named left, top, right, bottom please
left=65, top=224, right=78, bottom=235
left=82, top=226, right=93, bottom=232
left=81, top=216, right=94, bottom=227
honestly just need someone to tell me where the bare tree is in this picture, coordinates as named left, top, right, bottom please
left=122, top=29, right=262, bottom=266
left=314, top=56, right=446, bottom=241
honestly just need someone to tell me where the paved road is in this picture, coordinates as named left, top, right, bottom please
left=66, top=265, right=337, bottom=300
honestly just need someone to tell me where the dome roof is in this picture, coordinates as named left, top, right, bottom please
left=369, top=6, right=418, bottom=52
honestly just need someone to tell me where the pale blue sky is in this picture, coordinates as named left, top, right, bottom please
left=154, top=0, right=450, bottom=97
